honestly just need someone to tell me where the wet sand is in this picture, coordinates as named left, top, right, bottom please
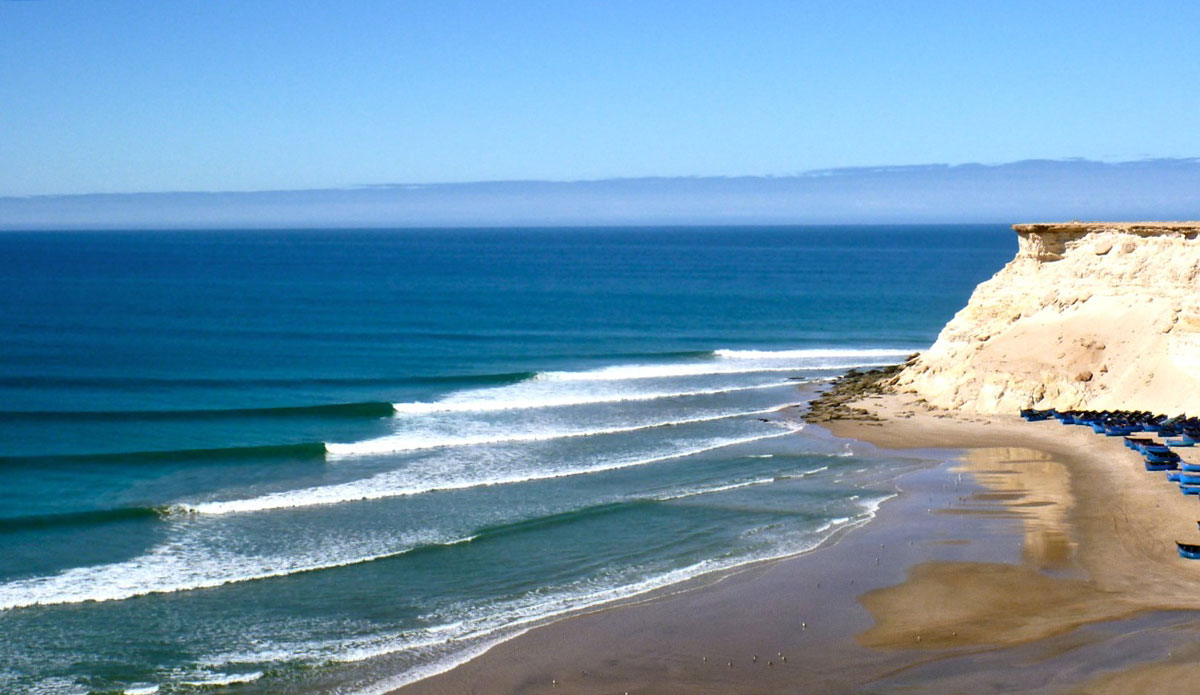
left=395, top=394, right=1200, bottom=694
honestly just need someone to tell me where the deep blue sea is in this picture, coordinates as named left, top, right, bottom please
left=0, top=226, right=1013, bottom=695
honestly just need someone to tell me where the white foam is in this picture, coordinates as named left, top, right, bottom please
left=0, top=530, right=462, bottom=611
left=713, top=348, right=913, bottom=360
left=654, top=477, right=776, bottom=501
left=178, top=671, right=262, bottom=687
left=21, top=676, right=89, bottom=695
left=346, top=629, right=534, bottom=695
left=813, top=516, right=852, bottom=534
left=857, top=493, right=897, bottom=517
left=326, top=407, right=781, bottom=457
left=528, top=347, right=913, bottom=384
left=123, top=686, right=159, bottom=695
left=536, top=363, right=809, bottom=381
left=391, top=381, right=788, bottom=414
left=771, top=466, right=829, bottom=482
left=181, top=430, right=798, bottom=515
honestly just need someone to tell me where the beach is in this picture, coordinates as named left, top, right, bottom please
left=397, top=390, right=1200, bottom=694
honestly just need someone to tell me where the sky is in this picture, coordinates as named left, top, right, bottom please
left=2, top=1, right=1199, bottom=197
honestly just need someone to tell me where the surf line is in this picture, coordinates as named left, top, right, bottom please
left=176, top=429, right=802, bottom=516
left=327, top=407, right=791, bottom=458
left=390, top=381, right=798, bottom=415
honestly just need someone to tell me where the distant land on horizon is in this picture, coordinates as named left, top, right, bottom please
left=3, top=158, right=1199, bottom=230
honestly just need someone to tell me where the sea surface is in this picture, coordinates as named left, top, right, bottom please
left=0, top=226, right=1013, bottom=695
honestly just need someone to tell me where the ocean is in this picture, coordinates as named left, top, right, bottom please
left=0, top=226, right=1013, bottom=695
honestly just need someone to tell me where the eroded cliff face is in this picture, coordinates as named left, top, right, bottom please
left=896, top=222, right=1200, bottom=414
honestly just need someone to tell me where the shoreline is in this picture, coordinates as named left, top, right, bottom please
left=374, top=421, right=911, bottom=693
left=376, top=497, right=893, bottom=695
left=390, top=387, right=1200, bottom=694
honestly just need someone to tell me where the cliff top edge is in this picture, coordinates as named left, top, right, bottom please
left=1013, top=221, right=1200, bottom=234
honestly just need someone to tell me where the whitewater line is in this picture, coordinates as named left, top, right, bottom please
left=712, top=348, right=915, bottom=360
left=652, top=477, right=777, bottom=501
left=0, top=533, right=478, bottom=612
left=534, top=361, right=903, bottom=383
left=390, top=381, right=794, bottom=415
left=325, top=407, right=787, bottom=458
left=179, top=430, right=800, bottom=516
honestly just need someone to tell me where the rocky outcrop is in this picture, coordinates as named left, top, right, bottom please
left=804, top=359, right=914, bottom=423
left=896, top=222, right=1200, bottom=414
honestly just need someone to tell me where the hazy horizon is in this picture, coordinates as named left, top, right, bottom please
left=2, top=157, right=1198, bottom=230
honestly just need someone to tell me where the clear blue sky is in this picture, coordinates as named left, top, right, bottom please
left=2, top=0, right=1198, bottom=196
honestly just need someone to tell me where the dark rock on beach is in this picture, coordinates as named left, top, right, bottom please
left=802, top=355, right=918, bottom=424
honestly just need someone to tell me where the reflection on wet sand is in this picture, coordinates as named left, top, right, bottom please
left=946, top=447, right=1077, bottom=570
left=856, top=447, right=1145, bottom=651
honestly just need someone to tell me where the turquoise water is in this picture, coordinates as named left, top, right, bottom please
left=0, top=226, right=1013, bottom=694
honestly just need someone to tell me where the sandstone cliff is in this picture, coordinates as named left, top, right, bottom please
left=896, top=222, right=1200, bottom=415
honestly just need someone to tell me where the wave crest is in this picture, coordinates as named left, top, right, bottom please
left=183, top=430, right=798, bottom=515
left=326, top=408, right=780, bottom=457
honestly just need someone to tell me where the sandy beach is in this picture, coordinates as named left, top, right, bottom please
left=396, top=391, right=1200, bottom=694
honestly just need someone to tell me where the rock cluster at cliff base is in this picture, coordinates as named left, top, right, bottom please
left=803, top=357, right=915, bottom=423
left=894, top=222, right=1200, bottom=415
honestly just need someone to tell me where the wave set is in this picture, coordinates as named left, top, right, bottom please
left=1, top=346, right=914, bottom=695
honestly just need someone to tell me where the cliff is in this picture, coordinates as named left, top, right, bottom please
left=896, top=222, right=1200, bottom=415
